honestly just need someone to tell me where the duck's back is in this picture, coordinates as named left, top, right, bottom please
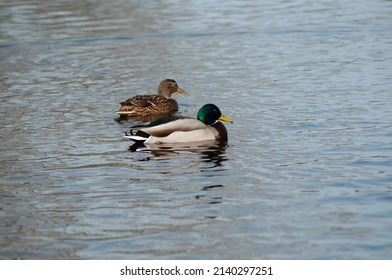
left=141, top=118, right=206, bottom=137
left=117, top=94, right=178, bottom=118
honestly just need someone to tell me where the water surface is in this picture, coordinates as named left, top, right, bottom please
left=1, top=0, right=392, bottom=259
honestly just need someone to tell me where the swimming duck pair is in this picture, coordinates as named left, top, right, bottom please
left=117, top=79, right=232, bottom=144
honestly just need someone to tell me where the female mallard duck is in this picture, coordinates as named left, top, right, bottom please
left=116, top=79, right=186, bottom=120
left=124, top=104, right=233, bottom=144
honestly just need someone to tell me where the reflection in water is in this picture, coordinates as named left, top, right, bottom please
left=128, top=141, right=228, bottom=167
left=197, top=184, right=225, bottom=209
left=125, top=142, right=228, bottom=220
left=1, top=0, right=391, bottom=260
left=202, top=184, right=224, bottom=190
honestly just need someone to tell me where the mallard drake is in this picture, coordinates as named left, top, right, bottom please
left=124, top=104, right=233, bottom=144
left=116, top=79, right=186, bottom=120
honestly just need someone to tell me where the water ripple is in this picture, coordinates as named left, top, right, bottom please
left=1, top=0, right=392, bottom=260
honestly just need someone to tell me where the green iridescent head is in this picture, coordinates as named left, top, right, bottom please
left=197, top=104, right=233, bottom=125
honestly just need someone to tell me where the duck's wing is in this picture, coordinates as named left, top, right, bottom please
left=132, top=117, right=207, bottom=138
left=120, top=95, right=168, bottom=108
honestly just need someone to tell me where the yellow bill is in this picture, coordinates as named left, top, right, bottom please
left=219, top=113, right=233, bottom=123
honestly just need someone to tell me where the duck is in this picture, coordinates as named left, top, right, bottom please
left=124, top=104, right=233, bottom=144
left=116, top=79, right=186, bottom=121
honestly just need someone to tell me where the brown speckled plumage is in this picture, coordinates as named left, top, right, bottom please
left=116, top=79, right=186, bottom=121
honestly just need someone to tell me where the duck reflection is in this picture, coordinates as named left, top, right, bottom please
left=128, top=140, right=228, bottom=168
left=127, top=143, right=227, bottom=218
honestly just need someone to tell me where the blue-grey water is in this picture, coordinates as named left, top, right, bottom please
left=1, top=0, right=391, bottom=259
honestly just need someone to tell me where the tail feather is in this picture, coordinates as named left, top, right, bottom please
left=124, top=129, right=150, bottom=142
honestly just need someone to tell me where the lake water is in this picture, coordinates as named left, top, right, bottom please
left=1, top=0, right=391, bottom=259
